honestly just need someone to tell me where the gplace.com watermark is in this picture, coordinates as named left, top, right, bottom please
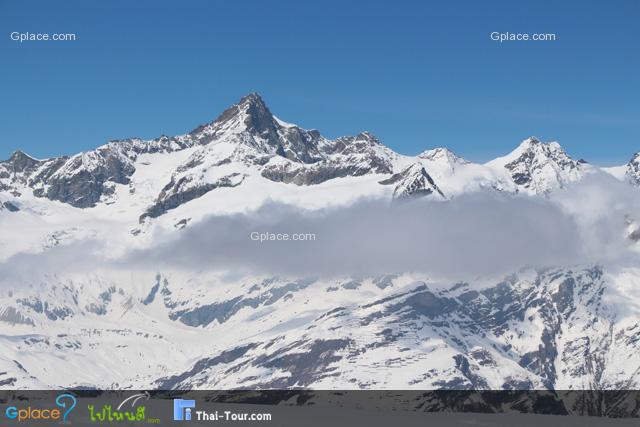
left=250, top=231, right=316, bottom=243
left=490, top=31, right=556, bottom=42
left=9, top=31, right=77, bottom=42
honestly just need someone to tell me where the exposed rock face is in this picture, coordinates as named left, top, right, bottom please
left=169, top=278, right=316, bottom=327
left=5, top=150, right=41, bottom=173
left=489, top=137, right=587, bottom=195
left=142, top=95, right=397, bottom=216
left=40, top=147, right=136, bottom=207
left=2, top=93, right=640, bottom=395
left=187, top=93, right=329, bottom=163
left=141, top=172, right=246, bottom=220
left=122, top=266, right=636, bottom=391
left=0, top=137, right=197, bottom=208
left=0, top=306, right=34, bottom=326
left=626, top=152, right=640, bottom=186
left=380, top=163, right=445, bottom=200
left=1, top=201, right=19, bottom=212
left=0, top=94, right=405, bottom=215
left=260, top=132, right=394, bottom=185
left=0, top=94, right=635, bottom=220
left=0, top=151, right=47, bottom=194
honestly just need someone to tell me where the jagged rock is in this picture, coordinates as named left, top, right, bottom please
left=488, top=137, right=588, bottom=195
left=0, top=306, right=34, bottom=326
left=1, top=95, right=626, bottom=217
left=133, top=266, right=637, bottom=391
left=626, top=152, right=640, bottom=186
left=1, top=201, right=19, bottom=212
left=142, top=173, right=245, bottom=220
left=5, top=150, right=41, bottom=172
left=187, top=93, right=328, bottom=163
left=380, top=163, right=445, bottom=200
left=261, top=132, right=394, bottom=185
left=0, top=136, right=198, bottom=208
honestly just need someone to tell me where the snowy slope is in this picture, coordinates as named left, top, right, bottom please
left=1, top=95, right=630, bottom=236
left=1, top=93, right=639, bottom=391
left=416, top=148, right=515, bottom=195
left=2, top=94, right=631, bottom=264
left=485, top=137, right=592, bottom=195
left=1, top=267, right=640, bottom=390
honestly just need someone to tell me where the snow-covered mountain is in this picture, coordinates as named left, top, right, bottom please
left=1, top=93, right=623, bottom=219
left=1, top=265, right=640, bottom=391
left=379, top=163, right=445, bottom=200
left=0, top=93, right=639, bottom=391
left=1, top=93, right=632, bottom=224
left=626, top=152, right=640, bottom=186
left=486, top=137, right=592, bottom=195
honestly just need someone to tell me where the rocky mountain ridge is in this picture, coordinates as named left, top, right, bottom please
left=1, top=264, right=639, bottom=393
left=1, top=94, right=639, bottom=392
left=2, top=93, right=636, bottom=222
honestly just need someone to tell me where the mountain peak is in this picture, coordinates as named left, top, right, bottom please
left=216, top=92, right=275, bottom=134
left=488, top=137, right=584, bottom=194
left=418, top=147, right=467, bottom=165
left=514, top=136, right=563, bottom=152
left=354, top=131, right=382, bottom=145
left=8, top=149, right=36, bottom=161
left=187, top=92, right=279, bottom=143
left=238, top=92, right=266, bottom=108
left=386, top=163, right=445, bottom=200
left=239, top=93, right=276, bottom=134
left=626, top=152, right=640, bottom=186
left=506, top=137, right=568, bottom=161
left=522, top=136, right=541, bottom=144
left=4, top=150, right=41, bottom=172
left=517, top=136, right=544, bottom=150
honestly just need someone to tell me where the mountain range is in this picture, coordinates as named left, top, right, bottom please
left=1, top=93, right=638, bottom=217
left=0, top=93, right=639, bottom=397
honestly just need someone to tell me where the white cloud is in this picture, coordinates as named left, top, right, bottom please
left=1, top=175, right=638, bottom=284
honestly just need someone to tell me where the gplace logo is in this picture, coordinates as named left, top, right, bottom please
left=173, top=399, right=195, bottom=421
left=5, top=393, right=77, bottom=422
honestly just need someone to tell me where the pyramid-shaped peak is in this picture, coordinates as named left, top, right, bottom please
left=8, top=150, right=36, bottom=161
left=5, top=150, right=40, bottom=167
left=517, top=136, right=542, bottom=149
left=517, top=136, right=563, bottom=151
left=418, top=147, right=467, bottom=164
left=355, top=131, right=381, bottom=143
left=523, top=136, right=541, bottom=144
left=506, top=137, right=570, bottom=162
left=192, top=92, right=278, bottom=138
left=236, top=92, right=275, bottom=132
left=487, top=136, right=579, bottom=169
left=485, top=136, right=586, bottom=194
left=390, top=162, right=445, bottom=200
left=237, top=92, right=268, bottom=110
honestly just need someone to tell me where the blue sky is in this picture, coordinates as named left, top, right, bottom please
left=1, top=0, right=638, bottom=165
